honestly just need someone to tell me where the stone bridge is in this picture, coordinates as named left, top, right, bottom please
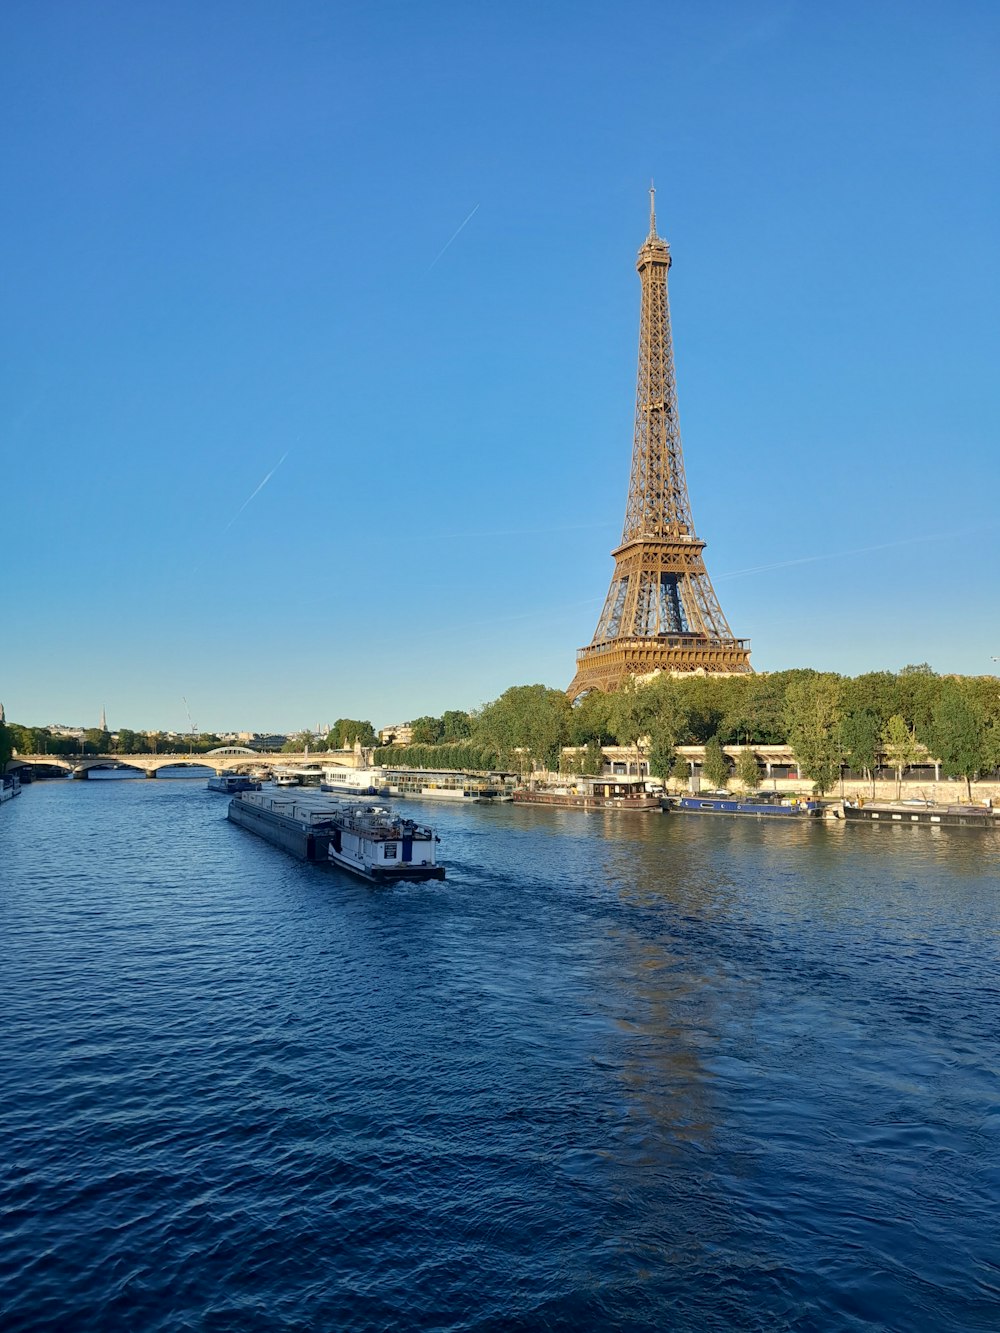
left=6, top=749, right=366, bottom=778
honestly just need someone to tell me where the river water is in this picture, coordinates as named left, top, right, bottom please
left=1, top=779, right=998, bottom=1331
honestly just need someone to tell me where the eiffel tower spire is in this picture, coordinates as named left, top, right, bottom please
left=568, top=191, right=751, bottom=698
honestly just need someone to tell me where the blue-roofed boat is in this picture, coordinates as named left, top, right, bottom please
left=670, top=792, right=821, bottom=818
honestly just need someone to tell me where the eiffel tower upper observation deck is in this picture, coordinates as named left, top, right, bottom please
left=567, top=188, right=752, bottom=699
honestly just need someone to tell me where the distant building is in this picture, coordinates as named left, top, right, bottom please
left=47, top=724, right=86, bottom=740
left=245, top=734, right=288, bottom=752
left=99, top=707, right=108, bottom=731
left=379, top=723, right=413, bottom=745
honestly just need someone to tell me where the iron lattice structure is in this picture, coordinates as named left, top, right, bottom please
left=568, top=189, right=751, bottom=699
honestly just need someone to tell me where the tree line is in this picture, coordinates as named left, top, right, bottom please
left=2, top=726, right=233, bottom=757
left=5, top=666, right=997, bottom=796
left=374, top=667, right=1000, bottom=796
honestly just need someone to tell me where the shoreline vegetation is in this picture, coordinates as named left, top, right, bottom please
left=4, top=665, right=999, bottom=799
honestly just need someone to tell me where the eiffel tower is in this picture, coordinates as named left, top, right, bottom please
left=568, top=188, right=751, bottom=698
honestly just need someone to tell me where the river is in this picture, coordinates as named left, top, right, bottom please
left=1, top=778, right=997, bottom=1331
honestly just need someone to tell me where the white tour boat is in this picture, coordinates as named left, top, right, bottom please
left=320, top=765, right=390, bottom=797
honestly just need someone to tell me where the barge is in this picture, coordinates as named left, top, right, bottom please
left=843, top=800, right=998, bottom=830
left=513, top=777, right=662, bottom=811
left=671, top=792, right=821, bottom=818
left=227, top=789, right=445, bottom=881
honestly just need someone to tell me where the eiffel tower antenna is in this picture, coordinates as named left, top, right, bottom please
left=568, top=190, right=751, bottom=698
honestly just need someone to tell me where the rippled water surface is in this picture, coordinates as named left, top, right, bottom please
left=2, top=779, right=998, bottom=1331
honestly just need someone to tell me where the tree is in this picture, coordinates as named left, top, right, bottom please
left=580, top=739, right=604, bottom=776
left=331, top=719, right=377, bottom=748
left=785, top=674, right=843, bottom=795
left=440, top=710, right=472, bottom=742
left=647, top=718, right=676, bottom=781
left=410, top=716, right=443, bottom=745
left=116, top=728, right=140, bottom=754
left=608, top=679, right=657, bottom=776
left=473, top=685, right=571, bottom=774
left=568, top=691, right=613, bottom=746
left=840, top=707, right=881, bottom=797
left=670, top=755, right=690, bottom=789
left=928, top=683, right=987, bottom=801
left=896, top=664, right=941, bottom=735
left=0, top=721, right=12, bottom=772
left=735, top=747, right=761, bottom=792
left=701, top=735, right=730, bottom=790
left=881, top=714, right=921, bottom=800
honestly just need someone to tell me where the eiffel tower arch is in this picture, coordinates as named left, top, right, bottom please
left=568, top=189, right=751, bottom=699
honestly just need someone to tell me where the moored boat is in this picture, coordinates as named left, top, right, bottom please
left=381, top=769, right=508, bottom=802
left=227, top=789, right=445, bottom=881
left=671, top=792, right=821, bottom=817
left=843, top=800, right=998, bottom=830
left=513, top=778, right=662, bottom=811
left=320, top=765, right=390, bottom=797
left=207, top=774, right=261, bottom=794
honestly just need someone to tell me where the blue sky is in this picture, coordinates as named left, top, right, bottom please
left=2, top=0, right=997, bottom=733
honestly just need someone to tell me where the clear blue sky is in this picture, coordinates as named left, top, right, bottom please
left=2, top=0, right=997, bottom=734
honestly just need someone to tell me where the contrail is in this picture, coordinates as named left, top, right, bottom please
left=221, top=451, right=289, bottom=534
left=716, top=525, right=995, bottom=581
left=429, top=203, right=480, bottom=269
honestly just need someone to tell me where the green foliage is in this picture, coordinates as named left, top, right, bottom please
left=473, top=684, right=571, bottom=773
left=929, top=682, right=988, bottom=801
left=373, top=742, right=499, bottom=771
left=896, top=665, right=940, bottom=734
left=580, top=738, right=604, bottom=776
left=608, top=679, right=656, bottom=749
left=839, top=707, right=881, bottom=793
left=0, top=721, right=12, bottom=771
left=568, top=691, right=613, bottom=746
left=735, top=747, right=761, bottom=791
left=647, top=720, right=676, bottom=780
left=440, top=710, right=472, bottom=742
left=330, top=719, right=377, bottom=748
left=785, top=674, right=843, bottom=794
left=282, top=730, right=315, bottom=753
left=880, top=714, right=922, bottom=799
left=701, top=735, right=730, bottom=790
left=670, top=755, right=690, bottom=787
left=410, top=715, right=444, bottom=745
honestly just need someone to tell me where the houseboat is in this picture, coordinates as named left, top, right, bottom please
left=381, top=769, right=510, bottom=802
left=513, top=777, right=662, bottom=811
left=671, top=792, right=821, bottom=818
left=207, top=774, right=261, bottom=794
left=227, top=789, right=445, bottom=882
left=320, top=765, right=390, bottom=797
left=843, top=800, right=998, bottom=830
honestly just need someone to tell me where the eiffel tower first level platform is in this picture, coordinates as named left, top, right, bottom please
left=567, top=188, right=751, bottom=699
